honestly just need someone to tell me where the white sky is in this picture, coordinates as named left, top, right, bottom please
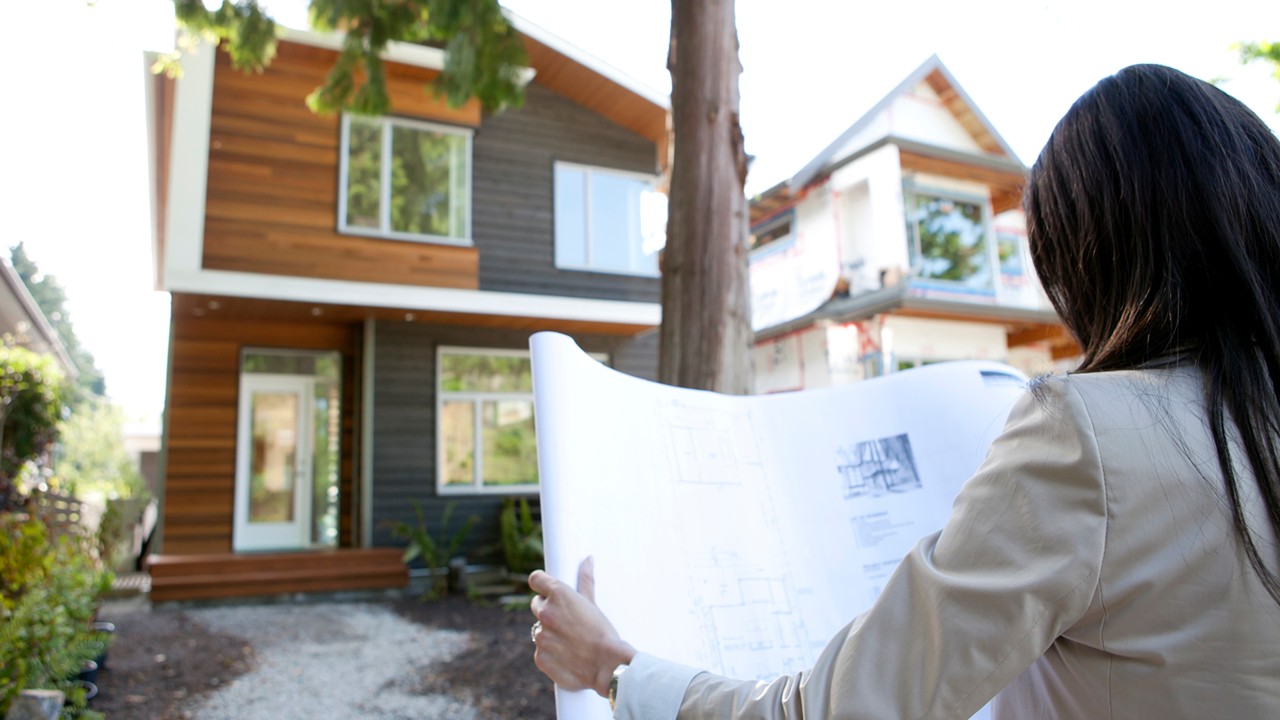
left=1, top=0, right=1277, bottom=432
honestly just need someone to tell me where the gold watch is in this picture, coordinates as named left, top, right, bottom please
left=608, top=663, right=628, bottom=712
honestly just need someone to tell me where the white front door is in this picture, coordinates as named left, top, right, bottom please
left=234, top=374, right=315, bottom=552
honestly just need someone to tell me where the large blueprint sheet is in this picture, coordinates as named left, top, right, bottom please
left=530, top=332, right=1026, bottom=720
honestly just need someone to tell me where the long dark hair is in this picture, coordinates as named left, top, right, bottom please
left=1025, top=63, right=1280, bottom=604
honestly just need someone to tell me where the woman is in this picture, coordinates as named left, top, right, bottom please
left=529, top=64, right=1280, bottom=718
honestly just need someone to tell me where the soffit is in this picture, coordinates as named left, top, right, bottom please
left=171, top=293, right=656, bottom=337
left=521, top=35, right=669, bottom=168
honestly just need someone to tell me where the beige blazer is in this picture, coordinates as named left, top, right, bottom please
left=618, top=368, right=1280, bottom=719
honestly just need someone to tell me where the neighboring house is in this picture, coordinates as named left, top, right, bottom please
left=142, top=17, right=668, bottom=600
left=0, top=257, right=78, bottom=379
left=748, top=56, right=1078, bottom=393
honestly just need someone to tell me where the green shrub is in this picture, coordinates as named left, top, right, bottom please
left=0, top=514, right=112, bottom=718
left=0, top=345, right=67, bottom=510
left=499, top=497, right=543, bottom=575
left=386, top=501, right=478, bottom=600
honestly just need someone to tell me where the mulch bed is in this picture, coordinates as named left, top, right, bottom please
left=88, top=594, right=555, bottom=720
left=393, top=595, right=556, bottom=719
left=89, top=606, right=256, bottom=719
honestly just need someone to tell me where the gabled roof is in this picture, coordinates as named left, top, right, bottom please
left=509, top=12, right=670, bottom=167
left=790, top=54, right=1022, bottom=190
left=274, top=14, right=671, bottom=166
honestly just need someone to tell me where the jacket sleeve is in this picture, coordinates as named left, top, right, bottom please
left=622, top=378, right=1109, bottom=720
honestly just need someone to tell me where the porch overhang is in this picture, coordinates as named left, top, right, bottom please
left=171, top=287, right=658, bottom=337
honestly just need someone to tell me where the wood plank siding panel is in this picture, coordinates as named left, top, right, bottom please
left=162, top=307, right=359, bottom=554
left=201, top=41, right=480, bottom=288
left=370, top=321, right=657, bottom=562
left=472, top=84, right=662, bottom=303
left=148, top=549, right=407, bottom=602
left=520, top=35, right=669, bottom=166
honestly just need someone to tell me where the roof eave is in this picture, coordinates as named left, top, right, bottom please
left=754, top=284, right=1063, bottom=342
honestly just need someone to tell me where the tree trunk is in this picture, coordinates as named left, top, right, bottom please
left=659, top=0, right=753, bottom=394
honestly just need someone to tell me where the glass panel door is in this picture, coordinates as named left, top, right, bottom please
left=234, top=374, right=314, bottom=551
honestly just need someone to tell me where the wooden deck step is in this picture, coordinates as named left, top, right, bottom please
left=146, top=548, right=407, bottom=603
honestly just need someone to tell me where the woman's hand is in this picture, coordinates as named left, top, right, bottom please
left=529, top=557, right=637, bottom=697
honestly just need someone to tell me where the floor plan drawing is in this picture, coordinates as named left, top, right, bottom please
left=684, top=547, right=817, bottom=680
left=659, top=398, right=764, bottom=486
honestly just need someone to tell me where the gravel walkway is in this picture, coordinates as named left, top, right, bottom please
left=183, top=602, right=477, bottom=719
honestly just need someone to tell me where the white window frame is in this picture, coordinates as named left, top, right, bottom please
left=436, top=346, right=539, bottom=496
left=553, top=160, right=665, bottom=278
left=903, top=184, right=998, bottom=295
left=337, top=114, right=474, bottom=246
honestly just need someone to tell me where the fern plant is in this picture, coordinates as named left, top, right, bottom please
left=499, top=497, right=543, bottom=576
left=386, top=501, right=478, bottom=600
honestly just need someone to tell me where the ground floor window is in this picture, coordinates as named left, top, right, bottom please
left=437, top=348, right=538, bottom=494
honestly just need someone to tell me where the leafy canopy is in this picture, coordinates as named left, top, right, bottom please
left=0, top=345, right=66, bottom=487
left=10, top=243, right=106, bottom=402
left=54, top=396, right=145, bottom=501
left=164, top=0, right=528, bottom=115
left=1237, top=39, right=1280, bottom=111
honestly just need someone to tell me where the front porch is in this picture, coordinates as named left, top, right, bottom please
left=147, top=548, right=407, bottom=603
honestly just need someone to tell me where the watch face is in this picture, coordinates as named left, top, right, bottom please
left=609, top=664, right=627, bottom=709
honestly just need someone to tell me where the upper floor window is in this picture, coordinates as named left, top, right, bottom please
left=554, top=162, right=666, bottom=276
left=905, top=187, right=994, bottom=294
left=339, top=115, right=472, bottom=245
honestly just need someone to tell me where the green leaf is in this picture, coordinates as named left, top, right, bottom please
left=170, top=0, right=528, bottom=115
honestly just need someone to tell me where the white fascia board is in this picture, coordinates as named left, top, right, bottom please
left=163, top=39, right=215, bottom=289
left=279, top=27, right=536, bottom=85
left=280, top=26, right=445, bottom=70
left=142, top=51, right=163, bottom=292
left=505, top=11, right=670, bottom=110
left=165, top=268, right=661, bottom=326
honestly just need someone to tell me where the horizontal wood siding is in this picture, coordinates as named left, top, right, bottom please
left=370, top=321, right=658, bottom=561
left=472, top=84, right=662, bottom=303
left=608, top=330, right=660, bottom=382
left=162, top=307, right=359, bottom=554
left=201, top=40, right=480, bottom=288
left=148, top=549, right=406, bottom=602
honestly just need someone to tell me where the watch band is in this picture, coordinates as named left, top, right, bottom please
left=608, top=663, right=628, bottom=712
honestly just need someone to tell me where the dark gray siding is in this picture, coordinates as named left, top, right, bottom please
left=370, top=321, right=658, bottom=561
left=472, top=83, right=662, bottom=303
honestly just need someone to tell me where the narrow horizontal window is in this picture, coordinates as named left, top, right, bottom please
left=554, top=162, right=665, bottom=277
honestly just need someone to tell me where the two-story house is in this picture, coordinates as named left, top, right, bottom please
left=142, top=17, right=668, bottom=600
left=748, top=56, right=1078, bottom=393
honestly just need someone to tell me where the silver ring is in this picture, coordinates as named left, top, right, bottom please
left=531, top=620, right=542, bottom=642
